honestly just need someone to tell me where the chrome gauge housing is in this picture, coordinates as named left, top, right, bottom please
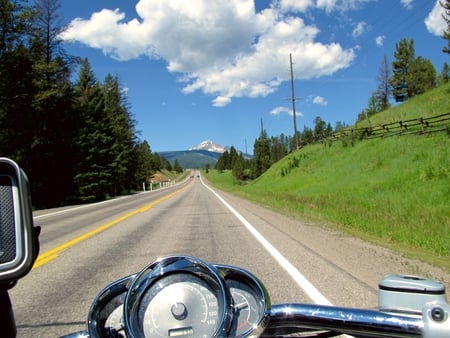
left=87, top=274, right=135, bottom=337
left=125, top=256, right=234, bottom=338
left=86, top=255, right=270, bottom=338
left=214, top=264, right=270, bottom=337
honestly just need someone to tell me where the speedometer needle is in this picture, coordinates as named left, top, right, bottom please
left=235, top=302, right=249, bottom=311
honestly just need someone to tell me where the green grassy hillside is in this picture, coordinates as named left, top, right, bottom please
left=357, top=82, right=450, bottom=125
left=206, top=83, right=450, bottom=270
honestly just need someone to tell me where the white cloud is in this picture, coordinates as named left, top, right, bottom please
left=312, top=96, right=328, bottom=105
left=425, top=0, right=447, bottom=37
left=400, top=0, right=413, bottom=10
left=317, top=0, right=338, bottom=13
left=60, top=0, right=355, bottom=107
left=352, top=21, right=366, bottom=38
left=270, top=106, right=303, bottom=117
left=279, top=0, right=314, bottom=13
left=375, top=35, right=386, bottom=47
left=271, top=106, right=290, bottom=116
left=316, top=0, right=370, bottom=13
left=212, top=96, right=232, bottom=107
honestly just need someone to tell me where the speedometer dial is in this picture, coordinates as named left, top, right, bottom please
left=140, top=274, right=219, bottom=337
left=124, top=256, right=239, bottom=337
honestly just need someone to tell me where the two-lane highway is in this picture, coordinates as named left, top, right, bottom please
left=9, top=175, right=450, bottom=337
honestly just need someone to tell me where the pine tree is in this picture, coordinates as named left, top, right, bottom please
left=102, top=74, right=136, bottom=196
left=73, top=59, right=113, bottom=202
left=215, top=150, right=230, bottom=172
left=0, top=0, right=35, bottom=162
left=27, top=0, right=78, bottom=207
left=406, top=57, right=437, bottom=95
left=376, top=55, right=391, bottom=111
left=253, top=130, right=271, bottom=177
left=229, top=146, right=239, bottom=169
left=299, top=126, right=313, bottom=147
left=132, top=140, right=154, bottom=190
left=439, top=62, right=450, bottom=84
left=313, top=116, right=326, bottom=140
left=390, top=38, right=415, bottom=102
left=364, top=92, right=380, bottom=119
left=232, top=154, right=246, bottom=180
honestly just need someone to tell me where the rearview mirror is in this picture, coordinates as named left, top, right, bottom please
left=0, top=158, right=38, bottom=283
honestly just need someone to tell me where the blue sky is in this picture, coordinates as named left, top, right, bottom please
left=59, top=0, right=448, bottom=153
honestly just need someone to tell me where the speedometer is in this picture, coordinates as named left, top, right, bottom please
left=124, top=256, right=234, bottom=338
left=140, top=274, right=219, bottom=337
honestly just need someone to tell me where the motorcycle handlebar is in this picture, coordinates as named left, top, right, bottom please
left=62, top=301, right=449, bottom=338
left=264, top=303, right=423, bottom=337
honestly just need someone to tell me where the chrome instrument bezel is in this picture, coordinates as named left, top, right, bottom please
left=215, top=264, right=270, bottom=337
left=124, top=255, right=234, bottom=338
left=87, top=274, right=135, bottom=337
left=85, top=256, right=271, bottom=338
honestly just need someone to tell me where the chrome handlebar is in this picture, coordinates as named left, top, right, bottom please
left=61, top=256, right=449, bottom=338
left=65, top=301, right=450, bottom=337
left=263, top=301, right=450, bottom=337
left=265, top=303, right=424, bottom=337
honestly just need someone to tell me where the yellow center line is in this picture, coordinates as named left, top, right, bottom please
left=33, top=185, right=189, bottom=269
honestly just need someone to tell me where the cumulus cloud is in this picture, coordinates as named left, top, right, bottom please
left=425, top=0, right=447, bottom=37
left=60, top=0, right=356, bottom=107
left=312, top=96, right=328, bottom=105
left=375, top=35, right=386, bottom=47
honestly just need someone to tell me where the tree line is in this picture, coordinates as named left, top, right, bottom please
left=218, top=1, right=450, bottom=181
left=215, top=116, right=340, bottom=180
left=0, top=0, right=164, bottom=208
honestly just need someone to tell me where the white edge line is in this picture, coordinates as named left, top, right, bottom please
left=34, top=174, right=194, bottom=220
left=33, top=198, right=124, bottom=219
left=201, top=177, right=332, bottom=306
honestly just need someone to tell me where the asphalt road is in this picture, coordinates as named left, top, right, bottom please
left=9, top=174, right=450, bottom=337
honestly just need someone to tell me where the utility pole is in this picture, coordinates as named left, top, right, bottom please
left=260, top=118, right=264, bottom=140
left=290, top=53, right=299, bottom=151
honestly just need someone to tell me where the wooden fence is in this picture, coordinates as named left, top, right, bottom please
left=327, top=112, right=450, bottom=143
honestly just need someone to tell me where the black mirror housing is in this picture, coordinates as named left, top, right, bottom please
left=0, top=158, right=39, bottom=284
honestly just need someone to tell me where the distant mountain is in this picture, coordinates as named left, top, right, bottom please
left=159, top=140, right=250, bottom=169
left=189, top=139, right=229, bottom=153
left=158, top=140, right=226, bottom=169
left=158, top=149, right=221, bottom=169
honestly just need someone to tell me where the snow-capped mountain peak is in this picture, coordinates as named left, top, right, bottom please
left=190, top=140, right=229, bottom=153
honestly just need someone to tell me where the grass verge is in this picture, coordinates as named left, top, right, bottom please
left=205, top=133, right=449, bottom=271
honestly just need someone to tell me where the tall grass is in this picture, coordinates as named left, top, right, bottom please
left=206, top=84, right=450, bottom=270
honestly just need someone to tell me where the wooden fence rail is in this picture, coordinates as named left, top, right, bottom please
left=323, top=112, right=450, bottom=144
